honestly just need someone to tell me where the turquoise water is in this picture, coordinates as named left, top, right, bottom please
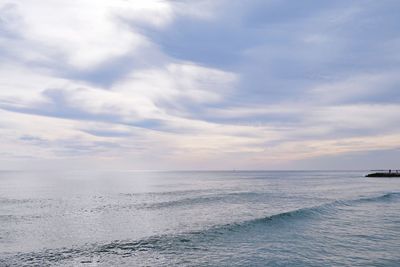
left=1, top=170, right=400, bottom=266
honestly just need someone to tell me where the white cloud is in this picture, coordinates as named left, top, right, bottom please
left=0, top=63, right=68, bottom=107
left=308, top=72, right=400, bottom=104
left=114, top=62, right=236, bottom=107
left=1, top=0, right=173, bottom=69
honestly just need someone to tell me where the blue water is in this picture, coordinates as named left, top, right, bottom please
left=1, top=170, right=400, bottom=266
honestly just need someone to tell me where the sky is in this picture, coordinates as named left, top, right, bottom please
left=0, top=0, right=399, bottom=170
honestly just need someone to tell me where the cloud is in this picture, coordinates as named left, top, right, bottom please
left=0, top=61, right=237, bottom=132
left=0, top=0, right=399, bottom=169
left=308, top=72, right=400, bottom=104
left=1, top=0, right=172, bottom=67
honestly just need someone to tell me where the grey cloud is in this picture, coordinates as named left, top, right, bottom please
left=0, top=88, right=185, bottom=134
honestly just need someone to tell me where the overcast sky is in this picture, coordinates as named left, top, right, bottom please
left=0, top=0, right=399, bottom=170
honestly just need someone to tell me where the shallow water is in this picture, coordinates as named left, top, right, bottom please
left=1, top=170, right=400, bottom=266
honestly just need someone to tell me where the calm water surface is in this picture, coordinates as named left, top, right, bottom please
left=1, top=170, right=400, bottom=266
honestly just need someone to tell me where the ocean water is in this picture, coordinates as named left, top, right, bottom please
left=1, top=170, right=400, bottom=266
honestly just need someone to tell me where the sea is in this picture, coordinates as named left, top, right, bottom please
left=1, top=170, right=400, bottom=266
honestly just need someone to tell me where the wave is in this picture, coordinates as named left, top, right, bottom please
left=232, top=191, right=398, bottom=229
left=86, top=191, right=268, bottom=212
left=138, top=191, right=266, bottom=209
left=355, top=192, right=400, bottom=202
left=120, top=189, right=211, bottom=198
left=128, top=191, right=400, bottom=211
left=3, top=192, right=399, bottom=265
left=0, top=198, right=32, bottom=205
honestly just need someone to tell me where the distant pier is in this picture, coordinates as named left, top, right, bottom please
left=366, top=170, right=400, bottom=177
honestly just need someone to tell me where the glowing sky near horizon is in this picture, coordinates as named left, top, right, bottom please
left=0, top=0, right=399, bottom=170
